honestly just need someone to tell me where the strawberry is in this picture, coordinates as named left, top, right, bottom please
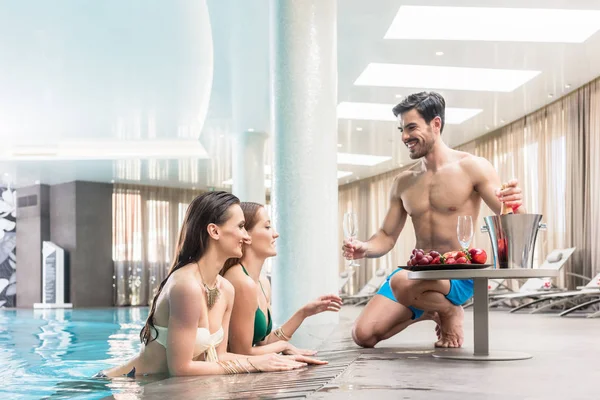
left=456, top=256, right=467, bottom=264
left=468, top=248, right=487, bottom=264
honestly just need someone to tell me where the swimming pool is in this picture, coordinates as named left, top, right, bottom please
left=0, top=307, right=160, bottom=399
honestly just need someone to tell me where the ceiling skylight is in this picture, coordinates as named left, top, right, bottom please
left=355, top=63, right=540, bottom=92
left=385, top=6, right=600, bottom=43
left=337, top=102, right=482, bottom=124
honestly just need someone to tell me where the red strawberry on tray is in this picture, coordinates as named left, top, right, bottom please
left=402, top=248, right=491, bottom=271
left=468, top=248, right=488, bottom=264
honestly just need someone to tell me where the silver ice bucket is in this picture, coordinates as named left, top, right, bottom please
left=482, top=214, right=546, bottom=269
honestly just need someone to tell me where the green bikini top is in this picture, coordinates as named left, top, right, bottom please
left=240, top=264, right=273, bottom=346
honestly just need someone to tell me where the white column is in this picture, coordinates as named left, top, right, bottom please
left=270, top=0, right=338, bottom=326
left=232, top=130, right=268, bottom=204
left=226, top=0, right=270, bottom=205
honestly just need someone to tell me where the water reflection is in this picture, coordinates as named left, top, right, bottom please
left=34, top=309, right=73, bottom=361
left=178, top=158, right=199, bottom=183
left=0, top=308, right=154, bottom=399
left=114, top=160, right=142, bottom=181
left=147, top=159, right=170, bottom=181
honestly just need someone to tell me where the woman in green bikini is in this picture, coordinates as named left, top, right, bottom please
left=96, top=192, right=325, bottom=378
left=222, top=202, right=343, bottom=356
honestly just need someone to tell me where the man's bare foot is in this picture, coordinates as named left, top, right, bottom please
left=421, top=311, right=441, bottom=340
left=434, top=306, right=464, bottom=348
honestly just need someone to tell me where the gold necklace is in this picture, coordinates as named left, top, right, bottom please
left=197, top=263, right=220, bottom=309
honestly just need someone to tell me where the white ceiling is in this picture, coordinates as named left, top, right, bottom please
left=2, top=0, right=600, bottom=189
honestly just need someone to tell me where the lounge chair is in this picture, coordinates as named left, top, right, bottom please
left=342, top=267, right=388, bottom=306
left=487, top=247, right=576, bottom=309
left=526, top=272, right=600, bottom=317
left=339, top=270, right=353, bottom=294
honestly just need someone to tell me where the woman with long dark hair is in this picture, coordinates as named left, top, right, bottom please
left=97, top=192, right=325, bottom=377
left=222, top=202, right=342, bottom=356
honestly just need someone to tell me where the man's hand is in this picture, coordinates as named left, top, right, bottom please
left=495, top=179, right=523, bottom=212
left=342, top=238, right=368, bottom=260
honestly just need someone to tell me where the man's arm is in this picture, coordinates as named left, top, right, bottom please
left=343, top=175, right=408, bottom=260
left=467, top=156, right=526, bottom=214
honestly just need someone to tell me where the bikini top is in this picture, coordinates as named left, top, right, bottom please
left=240, top=264, right=273, bottom=345
left=154, top=325, right=224, bottom=362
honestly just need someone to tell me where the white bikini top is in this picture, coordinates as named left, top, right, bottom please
left=154, top=325, right=224, bottom=362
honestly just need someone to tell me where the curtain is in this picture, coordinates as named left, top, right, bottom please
left=338, top=168, right=414, bottom=294
left=340, top=76, right=600, bottom=291
left=589, top=80, right=600, bottom=286
left=113, top=184, right=204, bottom=306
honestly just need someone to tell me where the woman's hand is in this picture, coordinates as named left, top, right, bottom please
left=285, top=354, right=328, bottom=365
left=302, top=294, right=343, bottom=317
left=248, top=353, right=326, bottom=372
left=282, top=343, right=317, bottom=356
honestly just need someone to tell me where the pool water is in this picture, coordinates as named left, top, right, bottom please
left=0, top=307, right=161, bottom=399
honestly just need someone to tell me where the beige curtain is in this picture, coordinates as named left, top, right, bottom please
left=455, top=107, right=569, bottom=286
left=565, top=81, right=600, bottom=287
left=338, top=168, right=415, bottom=294
left=589, top=80, right=600, bottom=285
left=113, top=184, right=203, bottom=306
left=341, top=76, right=600, bottom=291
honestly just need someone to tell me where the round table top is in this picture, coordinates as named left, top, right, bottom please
left=407, top=268, right=560, bottom=280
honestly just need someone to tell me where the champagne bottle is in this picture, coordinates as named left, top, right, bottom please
left=500, top=184, right=514, bottom=215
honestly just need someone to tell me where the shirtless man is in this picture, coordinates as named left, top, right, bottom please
left=342, top=92, right=525, bottom=348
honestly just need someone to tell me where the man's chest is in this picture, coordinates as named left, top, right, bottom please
left=401, top=169, right=476, bottom=216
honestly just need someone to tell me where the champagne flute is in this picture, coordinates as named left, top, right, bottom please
left=457, top=215, right=474, bottom=250
left=343, top=212, right=360, bottom=270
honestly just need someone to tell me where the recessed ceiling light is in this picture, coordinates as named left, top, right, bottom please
left=356, top=127, right=363, bottom=131
left=337, top=143, right=343, bottom=148
left=338, top=102, right=482, bottom=124
left=395, top=94, right=403, bottom=98
left=485, top=126, right=490, bottom=130
left=565, top=84, right=571, bottom=89
left=356, top=176, right=360, bottom=180
left=337, top=152, right=392, bottom=166
left=548, top=94, right=554, bottom=98
left=435, top=51, right=444, bottom=56
left=385, top=6, right=600, bottom=43
left=219, top=134, right=224, bottom=138
left=500, top=119, right=505, bottom=123
left=34, top=180, right=40, bottom=185
left=247, top=128, right=255, bottom=132
left=355, top=63, right=540, bottom=92
left=111, top=180, right=115, bottom=183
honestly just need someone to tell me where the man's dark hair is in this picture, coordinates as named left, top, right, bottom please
left=392, top=92, right=446, bottom=133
